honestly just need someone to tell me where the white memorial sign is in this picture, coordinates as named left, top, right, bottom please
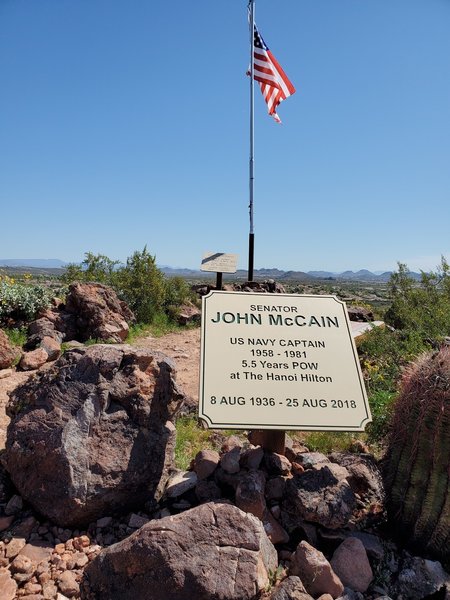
left=199, top=291, right=371, bottom=431
left=201, top=252, right=238, bottom=273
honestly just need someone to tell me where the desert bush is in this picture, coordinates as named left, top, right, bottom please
left=62, top=252, right=119, bottom=285
left=0, top=276, right=53, bottom=323
left=62, top=248, right=194, bottom=326
left=358, top=258, right=450, bottom=444
left=385, top=257, right=450, bottom=341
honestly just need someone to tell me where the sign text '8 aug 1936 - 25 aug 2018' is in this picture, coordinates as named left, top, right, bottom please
left=199, top=291, right=372, bottom=432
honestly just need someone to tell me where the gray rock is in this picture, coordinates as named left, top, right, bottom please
left=82, top=502, right=278, bottom=600
left=270, top=576, right=313, bottom=600
left=5, top=344, right=184, bottom=527
left=395, top=555, right=450, bottom=600
left=282, top=465, right=356, bottom=530
left=165, top=471, right=198, bottom=498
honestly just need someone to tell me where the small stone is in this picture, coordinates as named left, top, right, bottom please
left=296, top=452, right=329, bottom=469
left=19, top=542, right=53, bottom=564
left=54, top=543, right=66, bottom=555
left=221, top=435, right=243, bottom=452
left=5, top=494, right=23, bottom=516
left=19, top=348, right=48, bottom=371
left=165, top=470, right=198, bottom=498
left=290, top=540, right=344, bottom=598
left=331, top=538, right=373, bottom=593
left=195, top=480, right=222, bottom=503
left=240, top=446, right=264, bottom=470
left=193, top=449, right=220, bottom=480
left=266, top=476, right=286, bottom=501
left=220, top=447, right=241, bottom=474
left=72, top=535, right=90, bottom=551
left=13, top=516, right=38, bottom=539
left=23, top=582, right=42, bottom=594
left=128, top=513, right=149, bottom=529
left=39, top=336, right=61, bottom=361
left=95, top=516, right=113, bottom=528
left=0, top=568, right=18, bottom=600
left=291, top=462, right=305, bottom=475
left=264, top=452, right=292, bottom=476
left=42, top=582, right=58, bottom=599
left=0, top=515, right=15, bottom=532
left=74, top=552, right=89, bottom=568
left=10, top=554, right=33, bottom=574
left=5, top=537, right=26, bottom=558
left=57, top=571, right=80, bottom=597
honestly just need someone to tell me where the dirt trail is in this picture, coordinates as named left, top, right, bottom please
left=133, top=327, right=201, bottom=404
left=0, top=328, right=201, bottom=450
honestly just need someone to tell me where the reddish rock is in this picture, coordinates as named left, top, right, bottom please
left=57, top=571, right=80, bottom=597
left=194, top=449, right=220, bottom=480
left=330, top=537, right=373, bottom=593
left=290, top=541, right=344, bottom=599
left=0, top=329, right=18, bottom=369
left=0, top=568, right=18, bottom=600
left=5, top=537, right=26, bottom=559
left=5, top=344, right=184, bottom=527
left=19, top=542, right=54, bottom=564
left=19, top=348, right=48, bottom=371
left=39, top=336, right=61, bottom=361
left=177, top=304, right=201, bottom=326
left=65, top=282, right=134, bottom=342
left=264, top=452, right=292, bottom=476
left=82, top=502, right=278, bottom=600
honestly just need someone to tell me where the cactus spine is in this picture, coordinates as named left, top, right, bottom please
left=383, top=347, right=450, bottom=561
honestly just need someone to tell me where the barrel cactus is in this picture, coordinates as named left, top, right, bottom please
left=383, top=347, right=450, bottom=561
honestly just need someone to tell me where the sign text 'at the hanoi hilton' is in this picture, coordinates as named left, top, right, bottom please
left=199, top=291, right=372, bottom=432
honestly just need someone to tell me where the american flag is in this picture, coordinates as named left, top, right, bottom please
left=251, top=23, right=295, bottom=123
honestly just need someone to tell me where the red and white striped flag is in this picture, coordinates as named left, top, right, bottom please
left=251, top=23, right=295, bottom=123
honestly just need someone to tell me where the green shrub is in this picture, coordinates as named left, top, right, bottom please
left=62, top=248, right=192, bottom=326
left=0, top=278, right=52, bottom=323
left=385, top=257, right=450, bottom=341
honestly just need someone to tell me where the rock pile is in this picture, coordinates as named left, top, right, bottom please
left=18, top=283, right=135, bottom=371
left=0, top=432, right=449, bottom=599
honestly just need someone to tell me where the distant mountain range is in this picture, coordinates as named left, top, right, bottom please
left=0, top=259, right=422, bottom=282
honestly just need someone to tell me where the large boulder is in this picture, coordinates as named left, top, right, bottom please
left=65, top=282, right=135, bottom=342
left=0, top=329, right=19, bottom=369
left=4, top=344, right=184, bottom=527
left=82, top=502, right=278, bottom=600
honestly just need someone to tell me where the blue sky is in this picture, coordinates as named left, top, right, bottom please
left=1, top=0, right=449, bottom=273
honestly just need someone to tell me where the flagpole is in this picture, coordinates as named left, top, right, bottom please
left=248, top=0, right=255, bottom=282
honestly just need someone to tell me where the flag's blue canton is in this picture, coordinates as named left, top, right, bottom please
left=253, top=26, right=268, bottom=51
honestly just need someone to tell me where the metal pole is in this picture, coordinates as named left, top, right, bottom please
left=248, top=0, right=255, bottom=282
